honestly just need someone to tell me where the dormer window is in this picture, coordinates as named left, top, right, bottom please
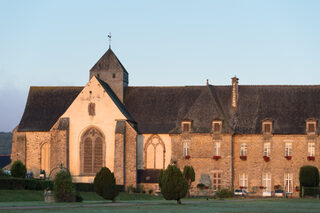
left=306, top=119, right=317, bottom=134
left=262, top=120, right=272, bottom=134
left=212, top=121, right=222, bottom=134
left=181, top=120, right=192, bottom=133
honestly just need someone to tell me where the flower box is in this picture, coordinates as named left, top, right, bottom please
left=259, top=186, right=265, bottom=189
left=295, top=186, right=300, bottom=192
left=213, top=155, right=221, bottom=160
left=263, top=156, right=270, bottom=162
left=307, top=156, right=315, bottom=161
left=240, top=155, right=247, bottom=160
left=285, top=156, right=292, bottom=160
left=185, top=155, right=191, bottom=160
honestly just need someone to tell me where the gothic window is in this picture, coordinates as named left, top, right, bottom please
left=80, top=127, right=105, bottom=175
left=40, top=142, right=50, bottom=174
left=88, top=103, right=95, bottom=116
left=144, top=135, right=166, bottom=169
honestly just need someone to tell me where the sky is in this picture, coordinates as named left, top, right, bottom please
left=0, top=0, right=320, bottom=132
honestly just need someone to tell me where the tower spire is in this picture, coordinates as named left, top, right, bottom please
left=108, top=32, right=112, bottom=49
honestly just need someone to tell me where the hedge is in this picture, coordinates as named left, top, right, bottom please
left=0, top=177, right=124, bottom=192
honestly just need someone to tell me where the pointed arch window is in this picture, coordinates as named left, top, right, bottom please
left=80, top=128, right=105, bottom=175
left=144, top=135, right=166, bottom=169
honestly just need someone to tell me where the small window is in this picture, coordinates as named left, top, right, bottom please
left=263, top=123, right=271, bottom=134
left=284, top=173, right=293, bottom=193
left=285, top=143, right=292, bottom=156
left=97, top=74, right=100, bottom=78
left=214, top=142, right=221, bottom=156
left=88, top=103, right=95, bottom=116
left=308, top=143, right=315, bottom=156
left=183, top=141, right=190, bottom=157
left=240, top=143, right=247, bottom=156
left=212, top=121, right=222, bottom=134
left=239, top=173, right=248, bottom=188
left=264, top=143, right=270, bottom=157
left=307, top=122, right=316, bottom=133
left=181, top=121, right=191, bottom=133
left=183, top=123, right=190, bottom=132
left=213, top=172, right=222, bottom=190
left=112, top=73, right=116, bottom=78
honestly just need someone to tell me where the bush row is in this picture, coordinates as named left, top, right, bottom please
left=0, top=177, right=124, bottom=192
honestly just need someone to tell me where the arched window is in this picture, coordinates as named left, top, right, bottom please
left=80, top=127, right=105, bottom=175
left=144, top=135, right=166, bottom=169
left=40, top=142, right=50, bottom=174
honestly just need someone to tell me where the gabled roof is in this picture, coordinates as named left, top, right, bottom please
left=90, top=48, right=128, bottom=74
left=96, top=77, right=135, bottom=122
left=18, top=87, right=83, bottom=132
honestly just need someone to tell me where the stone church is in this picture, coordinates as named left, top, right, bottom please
left=11, top=46, right=320, bottom=197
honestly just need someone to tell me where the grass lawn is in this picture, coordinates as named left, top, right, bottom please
left=1, top=190, right=320, bottom=212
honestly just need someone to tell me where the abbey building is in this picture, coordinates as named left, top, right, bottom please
left=11, top=47, right=320, bottom=197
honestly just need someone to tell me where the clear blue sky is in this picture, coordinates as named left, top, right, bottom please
left=0, top=0, right=320, bottom=132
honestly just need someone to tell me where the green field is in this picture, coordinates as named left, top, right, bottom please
left=1, top=190, right=320, bottom=213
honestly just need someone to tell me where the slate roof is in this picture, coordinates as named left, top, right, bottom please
left=17, top=82, right=320, bottom=135
left=90, top=48, right=128, bottom=74
left=18, top=87, right=83, bottom=132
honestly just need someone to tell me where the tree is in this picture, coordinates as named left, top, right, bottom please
left=299, top=165, right=320, bottom=197
left=53, top=169, right=75, bottom=202
left=93, top=167, right=118, bottom=202
left=10, top=160, right=27, bottom=178
left=158, top=165, right=188, bottom=204
left=183, top=165, right=195, bottom=198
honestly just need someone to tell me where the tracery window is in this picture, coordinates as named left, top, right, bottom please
left=80, top=127, right=105, bottom=175
left=145, top=135, right=166, bottom=169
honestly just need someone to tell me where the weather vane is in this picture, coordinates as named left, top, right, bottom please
left=108, top=32, right=112, bottom=49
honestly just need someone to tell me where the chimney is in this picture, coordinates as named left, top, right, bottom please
left=231, top=76, right=239, bottom=108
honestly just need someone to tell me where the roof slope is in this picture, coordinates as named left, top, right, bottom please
left=231, top=85, right=320, bottom=134
left=18, top=87, right=83, bottom=132
left=124, top=86, right=228, bottom=134
left=90, top=48, right=128, bottom=73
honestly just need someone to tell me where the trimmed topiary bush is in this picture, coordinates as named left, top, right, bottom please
left=10, top=160, right=26, bottom=178
left=158, top=165, right=188, bottom=204
left=53, top=170, right=75, bottom=202
left=183, top=165, right=195, bottom=198
left=299, top=165, right=320, bottom=197
left=93, top=167, right=118, bottom=202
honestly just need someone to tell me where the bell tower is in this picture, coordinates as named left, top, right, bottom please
left=89, top=46, right=128, bottom=103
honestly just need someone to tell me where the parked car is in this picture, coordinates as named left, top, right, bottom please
left=234, top=189, right=248, bottom=196
left=273, top=189, right=285, bottom=197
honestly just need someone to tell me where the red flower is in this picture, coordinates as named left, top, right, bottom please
left=285, top=156, right=292, bottom=160
left=307, top=156, right=315, bottom=161
left=185, top=155, right=191, bottom=159
left=259, top=186, right=265, bottom=189
left=263, top=156, right=270, bottom=162
left=240, top=186, right=244, bottom=189
left=213, top=156, right=221, bottom=160
left=240, top=155, right=247, bottom=160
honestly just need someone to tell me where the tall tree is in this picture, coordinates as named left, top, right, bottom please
left=158, top=165, right=188, bottom=204
left=183, top=165, right=195, bottom=198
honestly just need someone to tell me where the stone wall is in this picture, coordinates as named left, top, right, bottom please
left=171, top=133, right=233, bottom=193
left=11, top=127, right=26, bottom=165
left=233, top=134, right=320, bottom=197
left=124, top=122, right=137, bottom=188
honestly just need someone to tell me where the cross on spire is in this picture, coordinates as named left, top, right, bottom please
left=108, top=32, right=112, bottom=49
